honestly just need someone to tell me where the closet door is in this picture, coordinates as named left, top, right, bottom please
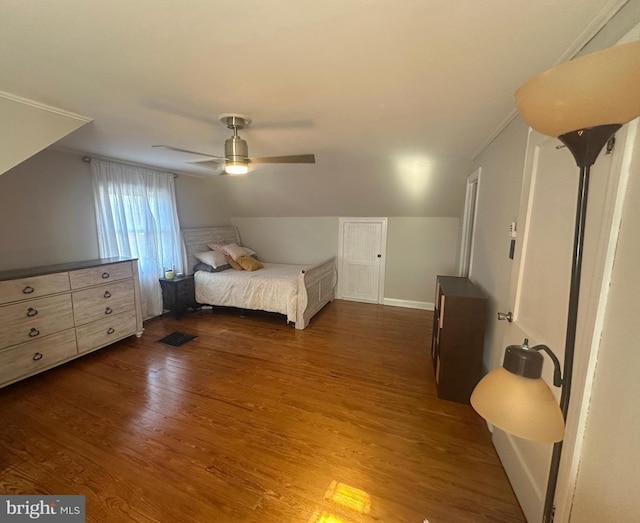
left=338, top=217, right=387, bottom=303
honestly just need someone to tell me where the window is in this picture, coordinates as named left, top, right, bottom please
left=91, top=159, right=184, bottom=318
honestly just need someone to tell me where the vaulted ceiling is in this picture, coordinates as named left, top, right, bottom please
left=0, top=0, right=629, bottom=216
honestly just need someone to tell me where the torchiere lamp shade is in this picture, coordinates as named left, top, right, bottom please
left=470, top=367, right=565, bottom=443
left=515, top=41, right=640, bottom=137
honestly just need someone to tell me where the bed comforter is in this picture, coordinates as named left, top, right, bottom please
left=194, top=262, right=308, bottom=323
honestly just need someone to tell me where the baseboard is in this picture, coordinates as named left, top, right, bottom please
left=383, top=298, right=434, bottom=310
left=493, top=429, right=544, bottom=522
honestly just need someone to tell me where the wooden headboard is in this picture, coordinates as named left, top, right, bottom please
left=181, top=226, right=241, bottom=274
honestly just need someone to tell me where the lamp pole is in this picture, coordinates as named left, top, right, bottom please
left=541, top=124, right=620, bottom=523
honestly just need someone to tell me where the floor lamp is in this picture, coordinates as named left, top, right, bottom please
left=470, top=41, right=640, bottom=523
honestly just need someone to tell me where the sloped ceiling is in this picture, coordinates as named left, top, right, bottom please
left=0, top=92, right=91, bottom=175
left=0, top=0, right=629, bottom=216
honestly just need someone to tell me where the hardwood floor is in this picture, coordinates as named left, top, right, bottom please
left=0, top=300, right=525, bottom=523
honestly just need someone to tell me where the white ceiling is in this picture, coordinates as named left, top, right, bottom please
left=0, top=0, right=628, bottom=214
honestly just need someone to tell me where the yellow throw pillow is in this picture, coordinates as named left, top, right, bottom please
left=224, top=255, right=244, bottom=271
left=236, top=255, right=264, bottom=272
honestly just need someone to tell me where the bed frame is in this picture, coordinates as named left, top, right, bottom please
left=181, top=226, right=336, bottom=329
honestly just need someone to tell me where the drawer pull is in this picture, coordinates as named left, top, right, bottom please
left=102, top=272, right=110, bottom=279
left=107, top=327, right=115, bottom=335
left=104, top=291, right=112, bottom=299
left=105, top=307, right=113, bottom=315
left=29, top=328, right=40, bottom=338
left=23, top=285, right=35, bottom=294
left=27, top=307, right=38, bottom=317
left=32, top=352, right=43, bottom=361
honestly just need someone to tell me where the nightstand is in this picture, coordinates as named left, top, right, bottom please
left=159, top=274, right=198, bottom=319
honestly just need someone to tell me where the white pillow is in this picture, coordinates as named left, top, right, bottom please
left=222, top=242, right=251, bottom=261
left=194, top=250, right=228, bottom=268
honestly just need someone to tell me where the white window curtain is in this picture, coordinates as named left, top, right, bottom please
left=91, top=159, right=184, bottom=319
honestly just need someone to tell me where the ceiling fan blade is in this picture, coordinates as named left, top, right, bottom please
left=144, top=99, right=219, bottom=126
left=187, top=160, right=226, bottom=172
left=152, top=145, right=226, bottom=160
left=249, top=119, right=314, bottom=130
left=248, top=154, right=316, bottom=164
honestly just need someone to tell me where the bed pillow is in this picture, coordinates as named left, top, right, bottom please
left=194, top=250, right=228, bottom=269
left=207, top=242, right=228, bottom=253
left=222, top=242, right=249, bottom=261
left=237, top=256, right=264, bottom=272
left=208, top=241, right=257, bottom=259
left=193, top=261, right=230, bottom=273
left=224, top=254, right=244, bottom=270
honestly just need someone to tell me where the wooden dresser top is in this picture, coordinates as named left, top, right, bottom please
left=0, top=257, right=137, bottom=282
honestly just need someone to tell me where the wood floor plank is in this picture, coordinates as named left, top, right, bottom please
left=0, top=300, right=524, bottom=522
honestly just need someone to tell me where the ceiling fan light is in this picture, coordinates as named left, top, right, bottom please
left=224, top=162, right=248, bottom=175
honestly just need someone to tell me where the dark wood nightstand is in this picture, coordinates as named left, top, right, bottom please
left=159, top=274, right=199, bottom=319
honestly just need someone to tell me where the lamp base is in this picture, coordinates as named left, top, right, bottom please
left=559, top=124, right=621, bottom=167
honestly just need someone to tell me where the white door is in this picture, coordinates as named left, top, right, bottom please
left=494, top=125, right=628, bottom=522
left=338, top=217, right=387, bottom=303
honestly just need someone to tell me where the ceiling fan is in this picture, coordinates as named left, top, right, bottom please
left=154, top=113, right=315, bottom=174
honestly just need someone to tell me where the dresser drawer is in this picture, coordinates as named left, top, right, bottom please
left=69, top=261, right=133, bottom=289
left=0, top=294, right=74, bottom=350
left=72, top=279, right=135, bottom=326
left=0, top=272, right=70, bottom=305
left=0, top=329, right=78, bottom=386
left=76, top=310, right=137, bottom=353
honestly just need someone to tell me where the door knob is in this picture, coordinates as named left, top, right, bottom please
left=497, top=311, right=513, bottom=322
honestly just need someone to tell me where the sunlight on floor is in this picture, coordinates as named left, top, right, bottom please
left=324, top=481, right=371, bottom=514
left=308, top=511, right=344, bottom=523
left=308, top=480, right=373, bottom=522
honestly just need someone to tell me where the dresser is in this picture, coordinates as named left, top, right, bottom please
left=0, top=258, right=144, bottom=388
left=431, top=275, right=487, bottom=404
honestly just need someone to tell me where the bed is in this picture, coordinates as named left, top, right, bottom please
left=182, top=226, right=336, bottom=330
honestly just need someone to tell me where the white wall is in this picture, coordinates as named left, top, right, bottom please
left=470, top=117, right=529, bottom=369
left=231, top=217, right=339, bottom=264
left=385, top=217, right=459, bottom=306
left=0, top=149, right=99, bottom=271
left=174, top=173, right=234, bottom=228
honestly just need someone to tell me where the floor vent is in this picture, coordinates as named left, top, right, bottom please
left=157, top=332, right=197, bottom=347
